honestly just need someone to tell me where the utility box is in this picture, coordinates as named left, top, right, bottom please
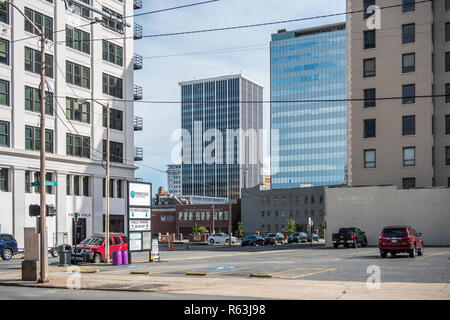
left=22, top=260, right=39, bottom=281
left=22, top=228, right=40, bottom=281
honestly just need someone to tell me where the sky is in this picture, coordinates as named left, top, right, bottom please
left=133, top=0, right=346, bottom=190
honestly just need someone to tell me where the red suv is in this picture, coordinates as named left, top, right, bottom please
left=378, top=226, right=423, bottom=258
left=73, top=233, right=128, bottom=263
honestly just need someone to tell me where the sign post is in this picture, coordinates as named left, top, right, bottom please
left=127, top=182, right=152, bottom=264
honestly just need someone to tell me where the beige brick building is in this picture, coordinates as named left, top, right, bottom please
left=347, top=0, right=450, bottom=188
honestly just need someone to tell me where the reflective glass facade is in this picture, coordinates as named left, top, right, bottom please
left=270, top=24, right=346, bottom=189
left=180, top=75, right=263, bottom=199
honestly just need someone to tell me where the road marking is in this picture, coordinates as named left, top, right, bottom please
left=207, top=267, right=250, bottom=276
left=416, top=252, right=449, bottom=260
left=149, top=265, right=207, bottom=275
left=271, top=267, right=336, bottom=279
left=290, top=268, right=336, bottom=279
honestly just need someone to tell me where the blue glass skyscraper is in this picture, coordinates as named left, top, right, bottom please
left=270, top=23, right=346, bottom=189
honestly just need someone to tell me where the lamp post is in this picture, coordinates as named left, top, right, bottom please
left=79, top=99, right=111, bottom=263
left=2, top=0, right=49, bottom=283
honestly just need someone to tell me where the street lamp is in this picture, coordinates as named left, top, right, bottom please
left=79, top=98, right=111, bottom=263
left=1, top=0, right=49, bottom=283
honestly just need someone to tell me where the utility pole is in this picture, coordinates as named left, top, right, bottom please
left=4, top=0, right=50, bottom=283
left=105, top=103, right=111, bottom=263
left=211, top=205, right=215, bottom=234
left=228, top=173, right=232, bottom=247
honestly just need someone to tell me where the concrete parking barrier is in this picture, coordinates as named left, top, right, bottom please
left=130, top=271, right=149, bottom=275
left=66, top=269, right=99, bottom=273
left=186, top=272, right=206, bottom=276
left=249, top=274, right=272, bottom=278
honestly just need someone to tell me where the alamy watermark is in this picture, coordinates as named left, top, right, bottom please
left=366, top=265, right=381, bottom=289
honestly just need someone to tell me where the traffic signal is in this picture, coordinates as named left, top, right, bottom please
left=28, top=204, right=57, bottom=217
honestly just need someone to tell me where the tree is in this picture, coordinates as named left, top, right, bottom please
left=295, top=224, right=305, bottom=232
left=237, top=222, right=244, bottom=239
left=284, top=219, right=296, bottom=233
left=198, top=226, right=208, bottom=234
left=193, top=223, right=199, bottom=235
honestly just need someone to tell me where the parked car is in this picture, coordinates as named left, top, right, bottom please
left=288, top=232, right=308, bottom=244
left=379, top=226, right=423, bottom=258
left=0, top=234, right=18, bottom=261
left=307, top=233, right=320, bottom=243
left=72, top=233, right=128, bottom=264
left=332, top=227, right=367, bottom=248
left=241, top=235, right=265, bottom=247
left=264, top=233, right=285, bottom=245
left=208, top=233, right=237, bottom=244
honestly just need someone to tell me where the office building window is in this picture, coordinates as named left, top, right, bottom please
left=25, top=126, right=53, bottom=153
left=0, top=79, right=9, bottom=106
left=364, top=119, right=376, bottom=138
left=102, top=73, right=123, bottom=98
left=117, top=180, right=122, bottom=198
left=0, top=38, right=9, bottom=65
left=25, top=87, right=53, bottom=115
left=363, top=58, right=376, bottom=77
left=363, top=30, right=376, bottom=49
left=66, top=134, right=90, bottom=158
left=103, top=140, right=123, bottom=163
left=447, top=0, right=450, bottom=11
left=66, top=61, right=90, bottom=89
left=25, top=47, right=53, bottom=78
left=24, top=7, right=53, bottom=41
left=402, top=53, right=415, bottom=73
left=66, top=25, right=90, bottom=54
left=446, top=52, right=450, bottom=72
left=0, top=121, right=9, bottom=147
left=402, top=24, right=415, bottom=44
left=446, top=115, right=450, bottom=135
left=25, top=171, right=31, bottom=193
left=364, top=149, right=376, bottom=168
left=66, top=97, right=90, bottom=123
left=83, top=177, right=89, bottom=196
left=402, top=84, right=415, bottom=104
left=402, top=116, right=416, bottom=135
left=74, top=176, right=80, bottom=196
left=364, top=88, right=376, bottom=108
left=446, top=147, right=450, bottom=166
left=446, top=23, right=450, bottom=42
left=67, top=0, right=90, bottom=19
left=402, top=178, right=416, bottom=189
left=403, top=147, right=415, bottom=166
left=446, top=84, right=450, bottom=103
left=66, top=175, right=71, bottom=195
left=402, top=0, right=415, bottom=12
left=102, top=40, right=123, bottom=66
left=0, top=168, right=8, bottom=192
left=363, top=0, right=375, bottom=19
left=101, top=7, right=123, bottom=34
left=0, top=2, right=9, bottom=24
left=103, top=107, right=123, bottom=131
left=46, top=172, right=54, bottom=195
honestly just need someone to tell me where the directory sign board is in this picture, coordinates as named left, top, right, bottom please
left=129, top=182, right=151, bottom=207
left=129, top=207, right=151, bottom=219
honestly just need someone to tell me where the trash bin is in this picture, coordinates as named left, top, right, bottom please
left=121, top=250, right=128, bottom=265
left=58, top=244, right=72, bottom=267
left=112, top=250, right=122, bottom=266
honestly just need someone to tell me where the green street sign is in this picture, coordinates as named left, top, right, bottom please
left=31, top=181, right=58, bottom=187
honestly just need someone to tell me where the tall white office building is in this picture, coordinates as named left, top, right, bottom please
left=0, top=0, right=144, bottom=248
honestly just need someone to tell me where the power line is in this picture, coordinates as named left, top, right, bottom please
left=52, top=0, right=433, bottom=44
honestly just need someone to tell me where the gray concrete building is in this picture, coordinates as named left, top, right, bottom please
left=346, top=0, right=450, bottom=188
left=241, top=185, right=325, bottom=236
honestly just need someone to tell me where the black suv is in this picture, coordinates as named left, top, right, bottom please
left=264, top=233, right=285, bottom=245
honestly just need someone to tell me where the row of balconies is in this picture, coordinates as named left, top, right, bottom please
left=134, top=2, right=143, bottom=161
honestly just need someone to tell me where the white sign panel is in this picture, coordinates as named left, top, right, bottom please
left=129, top=208, right=151, bottom=219
left=129, top=232, right=142, bottom=251
left=129, top=220, right=151, bottom=232
left=129, top=183, right=151, bottom=207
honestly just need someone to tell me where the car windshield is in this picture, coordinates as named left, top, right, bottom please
left=339, top=228, right=356, bottom=233
left=266, top=233, right=276, bottom=237
left=245, top=236, right=256, bottom=240
left=383, top=228, right=407, bottom=237
left=84, top=238, right=104, bottom=245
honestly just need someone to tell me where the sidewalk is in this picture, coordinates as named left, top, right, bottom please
left=0, top=266, right=448, bottom=300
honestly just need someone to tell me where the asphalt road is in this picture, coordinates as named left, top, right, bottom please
left=1, top=243, right=449, bottom=284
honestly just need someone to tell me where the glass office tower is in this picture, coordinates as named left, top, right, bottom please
left=270, top=23, right=346, bottom=189
left=180, top=75, right=264, bottom=199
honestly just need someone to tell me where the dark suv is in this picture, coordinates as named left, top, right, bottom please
left=379, top=226, right=423, bottom=258
left=264, top=233, right=285, bottom=245
left=0, top=234, right=18, bottom=261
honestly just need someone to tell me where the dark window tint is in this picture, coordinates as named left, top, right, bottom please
left=113, top=236, right=121, bottom=245
left=402, top=53, right=415, bottom=73
left=402, top=84, right=415, bottom=104
left=403, top=116, right=416, bottom=135
left=364, top=30, right=376, bottom=49
left=402, top=0, right=415, bottom=12
left=446, top=147, right=450, bottom=166
left=383, top=228, right=407, bottom=237
left=446, top=115, right=450, bottom=135
left=446, top=84, right=450, bottom=103
left=363, top=58, right=376, bottom=77
left=446, top=52, right=450, bottom=72
left=0, top=121, right=9, bottom=147
left=446, top=23, right=450, bottom=42
left=364, top=119, right=376, bottom=138
left=0, top=38, right=9, bottom=65
left=363, top=0, right=375, bottom=19
left=403, top=178, right=416, bottom=189
left=402, top=24, right=415, bottom=44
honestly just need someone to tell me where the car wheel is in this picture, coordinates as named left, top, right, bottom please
left=93, top=253, right=102, bottom=264
left=344, top=244, right=349, bottom=248
left=409, top=245, right=416, bottom=258
left=51, top=248, right=59, bottom=258
left=1, top=248, right=12, bottom=261
left=210, top=239, right=215, bottom=244
left=391, top=252, right=397, bottom=257
left=251, top=241, right=256, bottom=246
left=361, top=241, right=368, bottom=248
left=333, top=243, right=339, bottom=249
left=380, top=250, right=387, bottom=258
left=418, top=245, right=423, bottom=256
